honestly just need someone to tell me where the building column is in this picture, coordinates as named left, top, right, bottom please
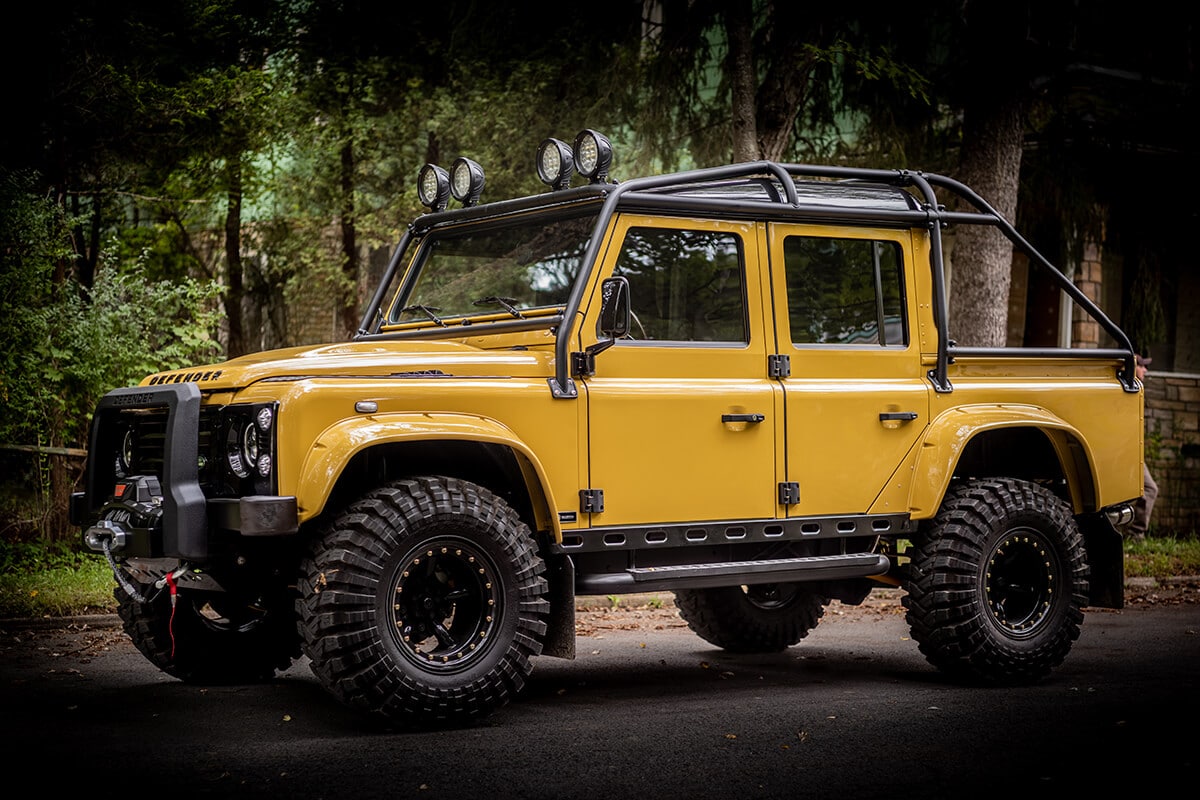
left=1070, top=239, right=1103, bottom=348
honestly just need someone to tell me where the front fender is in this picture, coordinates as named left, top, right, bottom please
left=907, top=404, right=1096, bottom=517
left=294, top=411, right=560, bottom=539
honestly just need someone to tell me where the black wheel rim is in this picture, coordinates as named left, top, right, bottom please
left=743, top=583, right=797, bottom=610
left=984, top=527, right=1059, bottom=637
left=388, top=537, right=501, bottom=673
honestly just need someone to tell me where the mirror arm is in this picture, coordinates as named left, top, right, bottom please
left=571, top=338, right=617, bottom=378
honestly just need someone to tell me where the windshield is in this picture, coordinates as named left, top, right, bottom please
left=384, top=209, right=601, bottom=326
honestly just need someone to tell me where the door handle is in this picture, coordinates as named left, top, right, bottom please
left=879, top=411, right=918, bottom=422
left=722, top=413, right=765, bottom=424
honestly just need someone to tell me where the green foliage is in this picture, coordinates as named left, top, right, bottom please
left=0, top=539, right=115, bottom=618
left=2, top=248, right=222, bottom=450
left=0, top=172, right=72, bottom=434
left=1, top=171, right=223, bottom=541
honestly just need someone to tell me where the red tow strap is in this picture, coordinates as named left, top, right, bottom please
left=165, top=571, right=178, bottom=659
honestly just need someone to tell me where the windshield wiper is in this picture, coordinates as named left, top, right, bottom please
left=473, top=296, right=524, bottom=319
left=400, top=304, right=446, bottom=326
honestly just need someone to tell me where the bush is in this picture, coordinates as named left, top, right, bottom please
left=0, top=169, right=222, bottom=542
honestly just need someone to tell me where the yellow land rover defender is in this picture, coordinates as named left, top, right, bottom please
left=72, top=130, right=1144, bottom=726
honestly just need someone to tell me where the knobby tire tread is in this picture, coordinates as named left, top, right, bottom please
left=901, top=477, right=1089, bottom=685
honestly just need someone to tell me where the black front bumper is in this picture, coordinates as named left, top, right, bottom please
left=71, top=383, right=297, bottom=560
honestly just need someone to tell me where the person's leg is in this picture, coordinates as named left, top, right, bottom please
left=1130, top=463, right=1157, bottom=540
left=1142, top=464, right=1159, bottom=532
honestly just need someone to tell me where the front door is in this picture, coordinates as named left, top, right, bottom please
left=580, top=216, right=779, bottom=527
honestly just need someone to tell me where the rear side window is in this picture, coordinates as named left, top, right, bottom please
left=610, top=227, right=748, bottom=343
left=784, top=236, right=907, bottom=346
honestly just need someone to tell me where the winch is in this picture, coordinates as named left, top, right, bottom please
left=83, top=474, right=164, bottom=554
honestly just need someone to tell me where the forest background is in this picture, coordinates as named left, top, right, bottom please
left=1, top=0, right=1196, bottom=547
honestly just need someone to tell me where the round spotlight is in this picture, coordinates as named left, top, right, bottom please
left=537, top=138, right=575, bottom=190
left=417, top=164, right=450, bottom=211
left=573, top=129, right=612, bottom=183
left=449, top=157, right=485, bottom=206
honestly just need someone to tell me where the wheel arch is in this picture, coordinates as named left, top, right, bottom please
left=908, top=405, right=1099, bottom=518
left=292, top=413, right=578, bottom=659
left=294, top=413, right=560, bottom=542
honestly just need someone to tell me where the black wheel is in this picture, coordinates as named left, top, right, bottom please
left=902, top=477, right=1089, bottom=685
left=296, top=477, right=549, bottom=727
left=115, top=581, right=299, bottom=684
left=674, top=582, right=829, bottom=653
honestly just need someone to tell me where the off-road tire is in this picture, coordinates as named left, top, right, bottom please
left=296, top=477, right=549, bottom=727
left=115, top=582, right=300, bottom=684
left=674, top=583, right=829, bottom=653
left=902, top=477, right=1089, bottom=685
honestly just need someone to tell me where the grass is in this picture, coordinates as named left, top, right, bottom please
left=1121, top=534, right=1200, bottom=579
left=0, top=539, right=119, bottom=618
left=2, top=535, right=1199, bottom=620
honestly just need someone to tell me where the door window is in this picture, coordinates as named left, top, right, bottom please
left=783, top=236, right=907, bottom=347
left=610, top=227, right=747, bottom=343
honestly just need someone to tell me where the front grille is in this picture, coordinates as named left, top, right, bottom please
left=116, top=406, right=220, bottom=489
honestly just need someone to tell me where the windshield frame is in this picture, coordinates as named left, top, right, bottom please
left=356, top=195, right=607, bottom=343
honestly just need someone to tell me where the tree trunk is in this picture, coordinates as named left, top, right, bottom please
left=223, top=155, right=247, bottom=357
left=753, top=3, right=811, bottom=163
left=339, top=139, right=360, bottom=340
left=725, top=1, right=758, bottom=163
left=948, top=2, right=1028, bottom=348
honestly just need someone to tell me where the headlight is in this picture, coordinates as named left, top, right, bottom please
left=573, top=129, right=612, bottom=183
left=220, top=402, right=278, bottom=489
left=243, top=422, right=259, bottom=464
left=116, top=428, right=136, bottom=476
left=537, top=138, right=575, bottom=190
left=417, top=163, right=450, bottom=211
left=226, top=424, right=250, bottom=478
left=449, top=157, right=485, bottom=206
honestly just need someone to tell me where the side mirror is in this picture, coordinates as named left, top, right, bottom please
left=573, top=276, right=631, bottom=379
left=597, top=276, right=631, bottom=340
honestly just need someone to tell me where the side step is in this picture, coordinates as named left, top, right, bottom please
left=575, top=552, right=890, bottom=595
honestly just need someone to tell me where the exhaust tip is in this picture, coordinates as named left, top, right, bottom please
left=1105, top=504, right=1134, bottom=528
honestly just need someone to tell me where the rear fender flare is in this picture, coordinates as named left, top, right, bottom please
left=907, top=404, right=1095, bottom=517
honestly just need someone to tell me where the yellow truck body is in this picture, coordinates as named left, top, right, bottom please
left=73, top=138, right=1144, bottom=726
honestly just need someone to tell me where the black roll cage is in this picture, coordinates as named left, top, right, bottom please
left=356, top=161, right=1139, bottom=398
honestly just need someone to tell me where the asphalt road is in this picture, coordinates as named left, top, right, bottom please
left=3, top=593, right=1197, bottom=799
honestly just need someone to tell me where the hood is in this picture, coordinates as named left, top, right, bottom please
left=139, top=339, right=555, bottom=391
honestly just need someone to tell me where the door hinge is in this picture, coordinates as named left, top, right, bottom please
left=768, top=354, right=791, bottom=379
left=579, top=488, right=605, bottom=514
left=571, top=350, right=595, bottom=378
left=778, top=481, right=800, bottom=505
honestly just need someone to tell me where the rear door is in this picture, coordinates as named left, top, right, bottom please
left=767, top=223, right=930, bottom=516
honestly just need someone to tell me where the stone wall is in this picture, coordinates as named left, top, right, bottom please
left=1143, top=370, right=1200, bottom=535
